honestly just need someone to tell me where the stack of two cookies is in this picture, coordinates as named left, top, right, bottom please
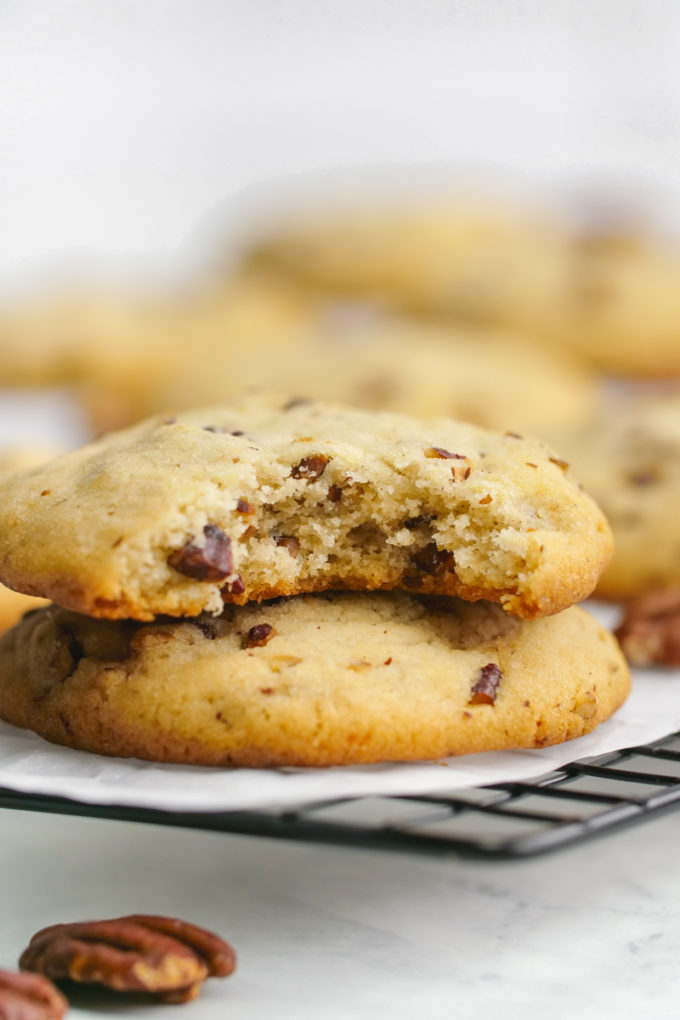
left=0, top=392, right=629, bottom=767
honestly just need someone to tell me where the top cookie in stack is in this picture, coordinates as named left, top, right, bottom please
left=0, top=391, right=611, bottom=622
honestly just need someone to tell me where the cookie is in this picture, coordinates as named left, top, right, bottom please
left=547, top=389, right=680, bottom=600
left=245, top=195, right=569, bottom=328
left=0, top=593, right=630, bottom=767
left=547, top=228, right=680, bottom=377
left=0, top=392, right=612, bottom=621
left=0, top=268, right=315, bottom=391
left=245, top=197, right=680, bottom=377
left=80, top=293, right=597, bottom=437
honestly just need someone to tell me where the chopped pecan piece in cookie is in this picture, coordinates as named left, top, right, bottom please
left=276, top=536, right=300, bottom=557
left=168, top=525, right=233, bottom=581
left=0, top=968, right=67, bottom=1020
left=221, top=574, right=245, bottom=596
left=290, top=455, right=330, bottom=480
left=469, top=663, right=502, bottom=705
left=424, top=447, right=472, bottom=480
left=19, top=915, right=235, bottom=1004
left=245, top=623, right=276, bottom=648
left=412, top=542, right=455, bottom=576
left=615, top=589, right=680, bottom=667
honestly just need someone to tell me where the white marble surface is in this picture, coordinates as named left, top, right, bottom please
left=2, top=806, right=680, bottom=1019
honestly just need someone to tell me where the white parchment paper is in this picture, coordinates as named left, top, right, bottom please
left=0, top=604, right=675, bottom=815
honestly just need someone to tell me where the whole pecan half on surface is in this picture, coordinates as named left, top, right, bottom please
left=19, top=914, right=235, bottom=1004
left=0, top=968, right=67, bottom=1019
left=615, top=589, right=680, bottom=667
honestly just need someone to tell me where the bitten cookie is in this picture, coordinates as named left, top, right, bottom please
left=547, top=389, right=680, bottom=601
left=0, top=593, right=630, bottom=767
left=0, top=392, right=612, bottom=620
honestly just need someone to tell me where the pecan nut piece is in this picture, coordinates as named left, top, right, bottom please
left=290, top=454, right=330, bottom=480
left=0, top=968, right=67, bottom=1020
left=469, top=663, right=503, bottom=705
left=20, top=915, right=235, bottom=1004
left=615, top=589, right=680, bottom=667
left=168, top=525, right=233, bottom=582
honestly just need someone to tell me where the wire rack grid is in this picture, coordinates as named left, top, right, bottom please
left=2, top=731, right=680, bottom=861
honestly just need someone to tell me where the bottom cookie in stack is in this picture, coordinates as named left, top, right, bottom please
left=0, top=592, right=629, bottom=767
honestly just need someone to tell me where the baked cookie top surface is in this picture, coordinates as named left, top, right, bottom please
left=0, top=593, right=630, bottom=767
left=0, top=392, right=612, bottom=620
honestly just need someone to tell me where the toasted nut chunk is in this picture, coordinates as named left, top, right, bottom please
left=168, top=525, right=233, bottom=581
left=290, top=455, right=330, bottom=480
left=221, top=574, right=246, bottom=597
left=469, top=663, right=502, bottom=705
left=412, top=542, right=455, bottom=577
left=0, top=969, right=67, bottom=1019
left=425, top=447, right=472, bottom=480
left=19, top=915, right=236, bottom=1004
left=276, top=536, right=300, bottom=557
left=245, top=624, right=276, bottom=649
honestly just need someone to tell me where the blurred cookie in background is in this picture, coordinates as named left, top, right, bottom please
left=0, top=290, right=174, bottom=388
left=548, top=225, right=680, bottom=377
left=243, top=193, right=571, bottom=332
left=0, top=266, right=318, bottom=404
left=546, top=386, right=680, bottom=603
left=77, top=278, right=598, bottom=437
left=242, top=192, right=680, bottom=377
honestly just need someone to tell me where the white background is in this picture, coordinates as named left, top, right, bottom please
left=1, top=0, right=680, bottom=294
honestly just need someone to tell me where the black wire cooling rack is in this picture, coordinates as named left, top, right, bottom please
left=3, top=732, right=680, bottom=860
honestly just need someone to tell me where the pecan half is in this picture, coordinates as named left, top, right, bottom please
left=615, top=589, right=680, bottom=667
left=469, top=663, right=502, bottom=705
left=290, top=455, right=330, bottom=481
left=0, top=969, right=67, bottom=1020
left=19, top=915, right=235, bottom=1004
left=168, top=525, right=233, bottom=581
